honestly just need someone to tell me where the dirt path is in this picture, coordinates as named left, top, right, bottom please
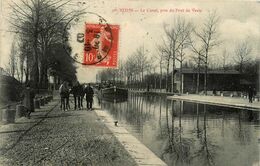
left=0, top=97, right=136, bottom=166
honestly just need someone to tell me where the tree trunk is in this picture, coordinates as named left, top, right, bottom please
left=166, top=62, right=169, bottom=92
left=142, top=70, right=144, bottom=90
left=154, top=71, right=157, bottom=91
left=20, top=60, right=24, bottom=83
left=239, top=62, right=243, bottom=73
left=171, top=57, right=175, bottom=93
left=159, top=64, right=162, bottom=92
left=204, top=56, right=208, bottom=95
left=196, top=73, right=200, bottom=94
left=39, top=62, right=48, bottom=89
left=20, top=68, right=23, bottom=83
left=196, top=57, right=201, bottom=94
left=180, top=62, right=183, bottom=94
left=25, top=56, right=29, bottom=84
left=32, top=7, right=40, bottom=91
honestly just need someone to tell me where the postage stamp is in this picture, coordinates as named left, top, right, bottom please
left=83, top=23, right=119, bottom=68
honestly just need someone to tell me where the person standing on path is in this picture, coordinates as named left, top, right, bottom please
left=64, top=82, right=71, bottom=110
left=79, top=84, right=85, bottom=109
left=22, top=83, right=35, bottom=118
left=71, top=81, right=82, bottom=110
left=84, top=83, right=94, bottom=110
left=59, top=82, right=67, bottom=111
left=248, top=86, right=254, bottom=103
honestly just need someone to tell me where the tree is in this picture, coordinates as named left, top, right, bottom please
left=175, top=22, right=192, bottom=94
left=124, top=55, right=137, bottom=88
left=145, top=57, right=155, bottom=91
left=155, top=45, right=166, bottom=92
left=9, top=0, right=78, bottom=88
left=233, top=40, right=252, bottom=73
left=20, top=36, right=34, bottom=84
left=135, top=46, right=149, bottom=89
left=190, top=11, right=220, bottom=95
left=17, top=37, right=27, bottom=83
left=221, top=48, right=229, bottom=70
left=189, top=35, right=205, bottom=94
left=6, top=41, right=18, bottom=78
left=47, top=43, right=77, bottom=83
left=157, top=42, right=171, bottom=92
left=163, top=17, right=192, bottom=93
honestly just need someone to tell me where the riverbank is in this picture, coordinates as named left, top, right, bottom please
left=130, top=90, right=174, bottom=96
left=167, top=94, right=260, bottom=111
left=0, top=96, right=136, bottom=165
left=94, top=109, right=167, bottom=166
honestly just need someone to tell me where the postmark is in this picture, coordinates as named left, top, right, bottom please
left=62, top=12, right=119, bottom=68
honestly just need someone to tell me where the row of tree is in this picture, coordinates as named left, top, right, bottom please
left=98, top=11, right=258, bottom=94
left=5, top=0, right=79, bottom=89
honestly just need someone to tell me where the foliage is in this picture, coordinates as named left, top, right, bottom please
left=8, top=0, right=78, bottom=88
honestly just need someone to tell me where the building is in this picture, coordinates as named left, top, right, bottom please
left=175, top=68, right=242, bottom=93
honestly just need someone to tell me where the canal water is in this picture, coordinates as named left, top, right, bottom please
left=99, top=93, right=260, bottom=166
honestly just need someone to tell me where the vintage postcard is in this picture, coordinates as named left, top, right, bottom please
left=0, top=0, right=259, bottom=165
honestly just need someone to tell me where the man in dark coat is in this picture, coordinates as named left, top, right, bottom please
left=84, top=83, right=94, bottom=110
left=22, top=83, right=35, bottom=118
left=79, top=84, right=85, bottom=109
left=248, top=86, right=254, bottom=103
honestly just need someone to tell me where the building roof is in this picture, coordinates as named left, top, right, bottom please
left=177, top=68, right=241, bottom=75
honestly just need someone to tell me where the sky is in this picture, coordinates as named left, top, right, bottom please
left=0, top=0, right=260, bottom=83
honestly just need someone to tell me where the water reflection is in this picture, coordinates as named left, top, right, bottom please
left=195, top=105, right=218, bottom=166
left=100, top=93, right=260, bottom=166
left=162, top=100, right=194, bottom=165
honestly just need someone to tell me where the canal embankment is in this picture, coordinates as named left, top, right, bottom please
left=130, top=90, right=260, bottom=111
left=130, top=90, right=174, bottom=96
left=167, top=94, right=260, bottom=111
left=94, top=109, right=167, bottom=166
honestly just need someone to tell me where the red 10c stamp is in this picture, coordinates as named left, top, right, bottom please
left=83, top=23, right=119, bottom=68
